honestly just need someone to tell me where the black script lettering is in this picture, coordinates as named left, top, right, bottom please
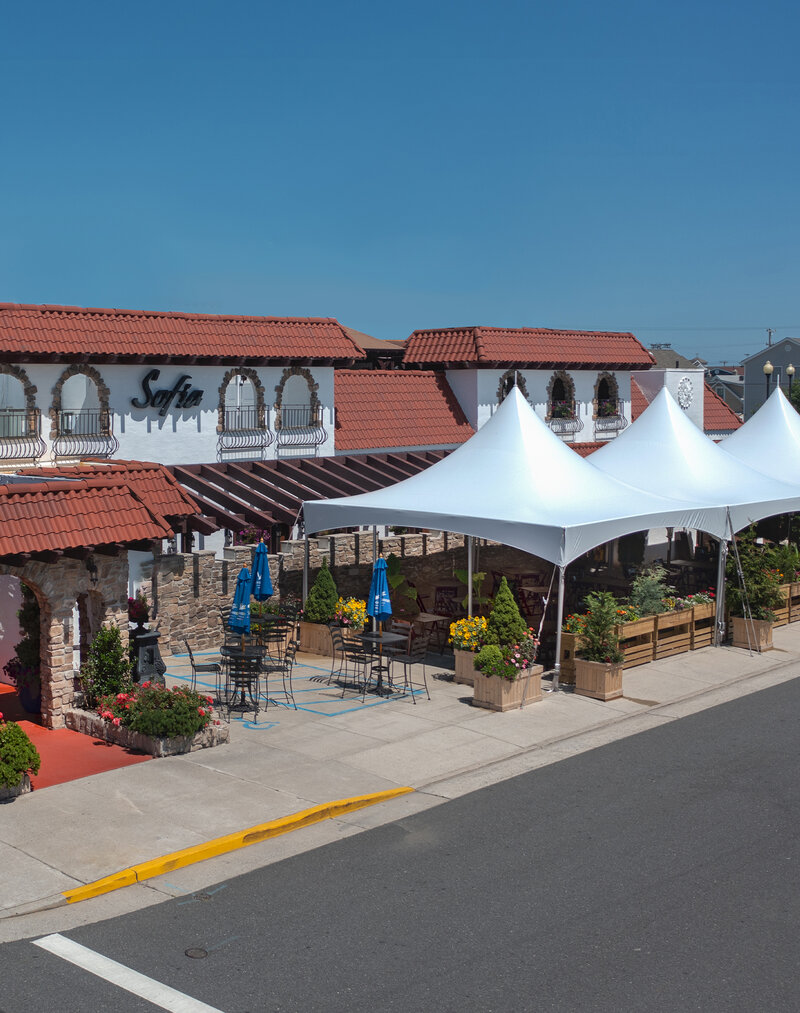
left=131, top=369, right=161, bottom=409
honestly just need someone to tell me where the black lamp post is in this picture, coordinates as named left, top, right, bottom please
left=787, top=363, right=795, bottom=396
left=763, top=360, right=774, bottom=401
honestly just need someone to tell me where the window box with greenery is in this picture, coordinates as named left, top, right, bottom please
left=573, top=591, right=624, bottom=701
left=298, top=558, right=339, bottom=656
left=0, top=713, right=40, bottom=801
left=472, top=578, right=542, bottom=710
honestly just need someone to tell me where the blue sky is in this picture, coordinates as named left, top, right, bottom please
left=2, top=0, right=798, bottom=363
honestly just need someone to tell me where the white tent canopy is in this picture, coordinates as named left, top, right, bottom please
left=720, top=385, right=800, bottom=483
left=587, top=386, right=800, bottom=536
left=304, top=386, right=722, bottom=568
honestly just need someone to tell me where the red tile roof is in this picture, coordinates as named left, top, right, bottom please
left=403, top=326, right=655, bottom=368
left=630, top=378, right=650, bottom=420
left=571, top=442, right=607, bottom=458
left=0, top=478, right=174, bottom=558
left=0, top=303, right=365, bottom=363
left=334, top=370, right=474, bottom=451
left=703, top=382, right=742, bottom=431
left=18, top=461, right=201, bottom=521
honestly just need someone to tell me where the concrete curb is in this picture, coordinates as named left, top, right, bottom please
left=0, top=787, right=413, bottom=920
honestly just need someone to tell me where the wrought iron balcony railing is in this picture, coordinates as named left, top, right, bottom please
left=275, top=403, right=326, bottom=453
left=0, top=408, right=45, bottom=461
left=547, top=401, right=583, bottom=435
left=54, top=408, right=118, bottom=459
left=218, top=405, right=273, bottom=458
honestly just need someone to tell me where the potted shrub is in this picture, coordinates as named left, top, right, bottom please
left=0, top=712, right=40, bottom=801
left=79, top=624, right=132, bottom=709
left=298, top=558, right=339, bottom=655
left=128, top=591, right=150, bottom=629
left=727, top=527, right=785, bottom=651
left=472, top=578, right=543, bottom=710
left=574, top=591, right=625, bottom=701
left=449, top=615, right=488, bottom=686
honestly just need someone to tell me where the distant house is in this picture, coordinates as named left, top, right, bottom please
left=741, top=338, right=800, bottom=419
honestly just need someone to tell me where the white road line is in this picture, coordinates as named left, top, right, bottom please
left=33, top=933, right=223, bottom=1013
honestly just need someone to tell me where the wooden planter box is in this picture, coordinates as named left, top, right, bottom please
left=654, top=610, right=692, bottom=659
left=573, top=658, right=623, bottom=701
left=731, top=616, right=773, bottom=652
left=558, top=633, right=578, bottom=685
left=773, top=584, right=791, bottom=628
left=453, top=647, right=480, bottom=686
left=615, top=616, right=656, bottom=668
left=690, top=603, right=716, bottom=649
left=472, top=665, right=543, bottom=712
left=789, top=582, right=800, bottom=622
left=66, top=709, right=230, bottom=757
left=298, top=620, right=335, bottom=657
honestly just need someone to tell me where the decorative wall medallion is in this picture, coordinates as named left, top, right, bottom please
left=677, top=376, right=693, bottom=409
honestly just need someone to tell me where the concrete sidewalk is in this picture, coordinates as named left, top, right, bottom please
left=2, top=626, right=799, bottom=940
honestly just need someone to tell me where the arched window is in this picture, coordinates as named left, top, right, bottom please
left=0, top=365, right=42, bottom=457
left=546, top=371, right=576, bottom=420
left=592, top=372, right=627, bottom=436
left=51, top=365, right=117, bottom=458
left=216, top=367, right=269, bottom=458
left=594, top=372, right=620, bottom=418
left=274, top=367, right=325, bottom=454
left=496, top=369, right=531, bottom=405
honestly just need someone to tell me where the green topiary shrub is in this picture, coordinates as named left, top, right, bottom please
left=81, top=624, right=133, bottom=708
left=628, top=564, right=673, bottom=616
left=303, top=558, right=339, bottom=624
left=483, top=577, right=528, bottom=647
left=0, top=717, right=41, bottom=788
left=578, top=591, right=624, bottom=664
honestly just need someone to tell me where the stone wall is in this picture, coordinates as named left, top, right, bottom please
left=147, top=533, right=553, bottom=655
left=0, top=553, right=129, bottom=729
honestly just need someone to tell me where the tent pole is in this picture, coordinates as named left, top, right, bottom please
left=302, top=535, right=309, bottom=606
left=714, top=536, right=728, bottom=646
left=467, top=535, right=473, bottom=615
left=551, top=565, right=566, bottom=693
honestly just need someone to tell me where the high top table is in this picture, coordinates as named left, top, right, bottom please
left=356, top=630, right=408, bottom=696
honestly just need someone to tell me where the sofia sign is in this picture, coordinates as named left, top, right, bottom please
left=131, top=370, right=204, bottom=416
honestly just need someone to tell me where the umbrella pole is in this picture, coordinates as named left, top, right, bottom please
left=714, top=534, right=729, bottom=646
left=467, top=535, right=473, bottom=616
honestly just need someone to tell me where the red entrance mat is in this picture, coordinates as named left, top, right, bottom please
left=1, top=684, right=151, bottom=790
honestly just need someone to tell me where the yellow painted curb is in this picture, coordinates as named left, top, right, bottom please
left=62, top=787, right=413, bottom=904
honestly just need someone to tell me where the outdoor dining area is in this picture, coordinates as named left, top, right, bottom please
left=186, top=544, right=435, bottom=722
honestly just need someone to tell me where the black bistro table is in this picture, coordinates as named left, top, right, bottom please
left=356, top=630, right=408, bottom=696
left=220, top=642, right=266, bottom=718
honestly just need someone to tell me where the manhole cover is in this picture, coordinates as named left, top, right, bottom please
left=185, top=948, right=208, bottom=959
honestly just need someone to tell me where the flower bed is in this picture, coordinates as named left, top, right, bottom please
left=66, top=682, right=229, bottom=757
left=66, top=707, right=229, bottom=757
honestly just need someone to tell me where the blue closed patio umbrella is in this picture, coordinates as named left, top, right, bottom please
left=367, top=556, right=392, bottom=630
left=229, top=567, right=252, bottom=645
left=250, top=540, right=273, bottom=601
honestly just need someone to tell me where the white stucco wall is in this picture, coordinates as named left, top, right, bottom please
left=448, top=368, right=634, bottom=440
left=8, top=362, right=336, bottom=466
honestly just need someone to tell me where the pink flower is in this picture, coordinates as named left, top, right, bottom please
left=101, top=710, right=114, bottom=719
left=142, top=681, right=151, bottom=688
left=205, top=696, right=213, bottom=705
left=0, top=711, right=4, bottom=722
left=112, top=717, right=121, bottom=726
left=198, top=707, right=205, bottom=716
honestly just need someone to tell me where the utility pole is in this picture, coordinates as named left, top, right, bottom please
left=767, top=327, right=775, bottom=346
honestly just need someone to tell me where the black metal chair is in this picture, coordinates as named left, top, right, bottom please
left=391, top=631, right=432, bottom=703
left=340, top=638, right=372, bottom=698
left=221, top=647, right=263, bottom=722
left=263, top=640, right=298, bottom=710
left=184, top=640, right=222, bottom=699
left=327, top=625, right=348, bottom=684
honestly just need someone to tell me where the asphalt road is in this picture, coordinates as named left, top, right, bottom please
left=3, top=678, right=800, bottom=1012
